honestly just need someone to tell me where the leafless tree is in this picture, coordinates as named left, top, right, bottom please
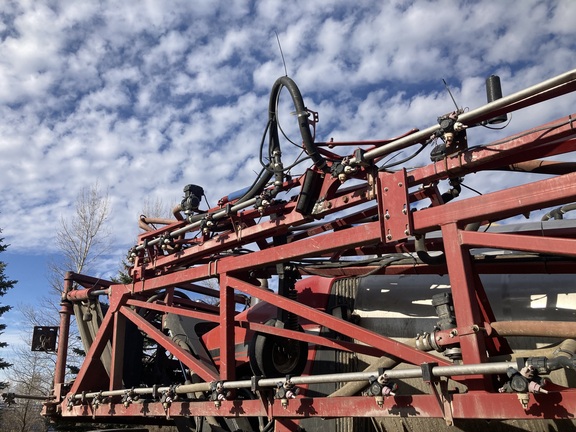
left=0, top=345, right=50, bottom=432
left=4, top=184, right=112, bottom=429
left=48, top=183, right=111, bottom=294
left=141, top=195, right=172, bottom=220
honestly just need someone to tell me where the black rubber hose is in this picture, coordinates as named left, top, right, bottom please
left=414, top=234, right=446, bottom=266
left=234, top=167, right=272, bottom=206
left=231, top=77, right=328, bottom=207
left=547, top=355, right=576, bottom=371
left=269, top=76, right=329, bottom=174
left=190, top=77, right=327, bottom=216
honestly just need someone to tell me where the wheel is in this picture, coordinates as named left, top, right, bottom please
left=248, top=319, right=309, bottom=378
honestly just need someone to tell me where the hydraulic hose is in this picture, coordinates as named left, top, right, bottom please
left=228, top=76, right=328, bottom=206
left=269, top=76, right=329, bottom=174
left=546, top=339, right=575, bottom=370
left=414, top=234, right=446, bottom=266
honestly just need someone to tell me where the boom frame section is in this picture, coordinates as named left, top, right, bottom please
left=44, top=70, right=576, bottom=430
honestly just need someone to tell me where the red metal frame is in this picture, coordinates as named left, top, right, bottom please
left=43, top=74, right=576, bottom=430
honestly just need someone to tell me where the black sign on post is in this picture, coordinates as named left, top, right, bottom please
left=31, top=326, right=59, bottom=352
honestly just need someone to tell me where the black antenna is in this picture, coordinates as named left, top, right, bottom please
left=274, top=31, right=288, bottom=76
left=442, top=78, right=460, bottom=111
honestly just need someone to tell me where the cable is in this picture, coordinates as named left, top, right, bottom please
left=480, top=113, right=513, bottom=130
left=379, top=140, right=431, bottom=171
left=469, top=118, right=572, bottom=151
left=460, top=182, right=483, bottom=196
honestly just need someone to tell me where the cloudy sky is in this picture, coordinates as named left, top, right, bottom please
left=0, top=0, right=575, bottom=359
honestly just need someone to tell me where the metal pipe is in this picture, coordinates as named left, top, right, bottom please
left=490, top=321, right=576, bottom=338
left=2, top=392, right=53, bottom=401
left=501, top=160, right=576, bottom=176
left=71, top=361, right=517, bottom=401
left=360, top=68, right=576, bottom=163
left=54, top=274, right=73, bottom=395
left=88, top=289, right=110, bottom=297
left=138, top=215, right=180, bottom=232
left=134, top=197, right=258, bottom=251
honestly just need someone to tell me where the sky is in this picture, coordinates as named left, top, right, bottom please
left=0, top=0, right=575, bottom=367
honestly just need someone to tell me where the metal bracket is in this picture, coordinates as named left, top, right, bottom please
left=421, top=362, right=439, bottom=383
left=377, top=169, right=412, bottom=242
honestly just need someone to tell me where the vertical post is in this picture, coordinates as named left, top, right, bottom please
left=441, top=223, right=489, bottom=389
left=54, top=273, right=73, bottom=399
left=109, top=311, right=126, bottom=390
left=219, top=273, right=235, bottom=380
left=472, top=272, right=512, bottom=356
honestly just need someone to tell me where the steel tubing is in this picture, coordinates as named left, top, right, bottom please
left=71, top=361, right=516, bottom=401
left=490, top=321, right=576, bottom=338
left=360, top=68, right=576, bottom=163
left=134, top=197, right=258, bottom=251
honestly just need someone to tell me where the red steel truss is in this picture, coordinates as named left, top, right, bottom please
left=43, top=70, right=576, bottom=431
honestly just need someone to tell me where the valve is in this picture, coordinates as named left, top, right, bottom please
left=365, top=375, right=397, bottom=407
left=416, top=292, right=462, bottom=360
left=199, top=214, right=215, bottom=235
left=499, top=365, right=548, bottom=409
left=122, top=388, right=137, bottom=407
left=160, top=386, right=178, bottom=411
left=433, top=292, right=461, bottom=360
left=255, top=191, right=274, bottom=214
left=275, top=376, right=299, bottom=408
left=67, top=394, right=76, bottom=411
left=210, top=381, right=230, bottom=408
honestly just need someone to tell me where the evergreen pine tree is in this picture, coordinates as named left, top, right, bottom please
left=0, top=228, right=16, bottom=390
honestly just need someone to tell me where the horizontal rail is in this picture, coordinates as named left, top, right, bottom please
left=69, top=360, right=518, bottom=400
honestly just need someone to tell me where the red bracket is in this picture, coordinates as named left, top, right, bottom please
left=377, top=170, right=413, bottom=243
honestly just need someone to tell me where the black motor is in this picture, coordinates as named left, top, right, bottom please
left=181, top=184, right=204, bottom=215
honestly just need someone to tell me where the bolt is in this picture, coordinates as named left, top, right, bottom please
left=386, top=234, right=393, bottom=241
left=398, top=182, right=403, bottom=187
left=385, top=212, right=390, bottom=220
left=384, top=187, right=389, bottom=192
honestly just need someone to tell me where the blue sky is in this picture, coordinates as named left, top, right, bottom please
left=0, top=0, right=575, bottom=362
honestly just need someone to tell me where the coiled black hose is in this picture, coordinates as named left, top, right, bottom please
left=268, top=76, right=329, bottom=174
left=234, top=77, right=327, bottom=207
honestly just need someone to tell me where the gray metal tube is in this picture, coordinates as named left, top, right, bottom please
left=71, top=361, right=516, bottom=401
left=135, top=197, right=257, bottom=251
left=360, top=68, right=576, bottom=163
